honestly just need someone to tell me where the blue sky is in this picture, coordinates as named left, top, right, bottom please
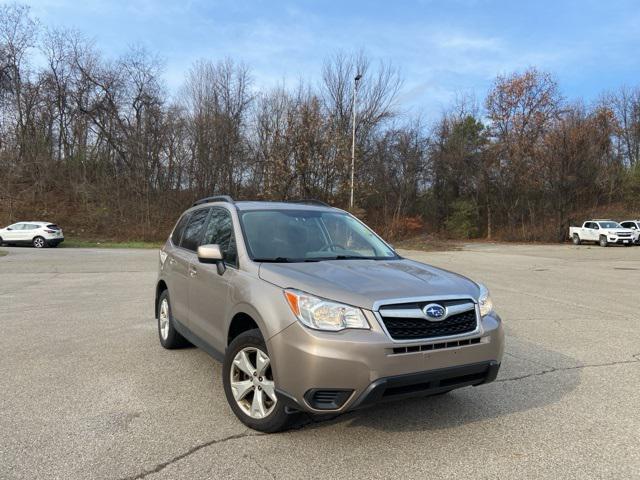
left=28, top=0, right=640, bottom=116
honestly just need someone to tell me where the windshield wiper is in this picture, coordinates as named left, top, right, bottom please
left=254, top=257, right=325, bottom=263
left=253, top=257, right=292, bottom=263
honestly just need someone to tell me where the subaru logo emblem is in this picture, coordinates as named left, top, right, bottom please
left=423, top=303, right=447, bottom=321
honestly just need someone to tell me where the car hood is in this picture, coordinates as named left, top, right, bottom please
left=258, top=258, right=480, bottom=310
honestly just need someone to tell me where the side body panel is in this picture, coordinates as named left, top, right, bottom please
left=166, top=245, right=194, bottom=324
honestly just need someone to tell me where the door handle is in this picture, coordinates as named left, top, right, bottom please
left=189, top=266, right=197, bottom=277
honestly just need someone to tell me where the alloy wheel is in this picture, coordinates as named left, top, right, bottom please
left=230, top=347, right=277, bottom=419
left=159, top=298, right=170, bottom=340
left=33, top=237, right=45, bottom=248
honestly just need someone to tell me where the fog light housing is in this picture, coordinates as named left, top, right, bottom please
left=304, top=389, right=353, bottom=410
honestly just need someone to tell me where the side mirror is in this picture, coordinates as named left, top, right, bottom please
left=197, top=244, right=226, bottom=275
left=6, top=227, right=12, bottom=231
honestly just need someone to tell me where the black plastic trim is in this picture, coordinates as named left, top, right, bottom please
left=192, top=195, right=235, bottom=207
left=171, top=317, right=225, bottom=362
left=304, top=388, right=354, bottom=410
left=350, top=361, right=500, bottom=410
left=275, top=388, right=305, bottom=414
left=287, top=199, right=330, bottom=207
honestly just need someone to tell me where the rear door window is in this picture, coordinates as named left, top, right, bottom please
left=171, top=213, right=191, bottom=246
left=180, top=208, right=210, bottom=252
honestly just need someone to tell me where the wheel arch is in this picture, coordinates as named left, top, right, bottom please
left=155, top=280, right=169, bottom=319
left=228, top=312, right=260, bottom=346
left=226, top=303, right=269, bottom=346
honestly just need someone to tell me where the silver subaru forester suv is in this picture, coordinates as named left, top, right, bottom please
left=155, top=196, right=504, bottom=432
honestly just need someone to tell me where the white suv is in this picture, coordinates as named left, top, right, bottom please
left=620, top=220, right=640, bottom=245
left=0, top=221, right=64, bottom=248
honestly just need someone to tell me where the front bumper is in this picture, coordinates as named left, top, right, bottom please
left=609, top=236, right=633, bottom=244
left=268, top=310, right=504, bottom=414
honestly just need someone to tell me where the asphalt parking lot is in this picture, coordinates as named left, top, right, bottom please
left=1, top=244, right=639, bottom=479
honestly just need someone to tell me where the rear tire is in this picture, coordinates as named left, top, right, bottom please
left=32, top=236, right=46, bottom=248
left=223, top=329, right=298, bottom=433
left=157, top=290, right=189, bottom=349
left=599, top=235, right=608, bottom=247
left=572, top=234, right=581, bottom=245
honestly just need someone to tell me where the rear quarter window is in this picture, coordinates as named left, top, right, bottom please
left=171, top=213, right=191, bottom=246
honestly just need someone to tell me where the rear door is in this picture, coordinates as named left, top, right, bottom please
left=164, top=213, right=190, bottom=321
left=167, top=208, right=210, bottom=326
left=16, top=223, right=34, bottom=242
left=24, top=224, right=40, bottom=241
left=188, top=207, right=239, bottom=353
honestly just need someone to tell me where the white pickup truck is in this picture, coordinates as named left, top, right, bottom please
left=569, top=220, right=635, bottom=247
left=620, top=220, right=640, bottom=245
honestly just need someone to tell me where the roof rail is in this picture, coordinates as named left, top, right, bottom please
left=288, top=199, right=331, bottom=207
left=192, top=195, right=235, bottom=207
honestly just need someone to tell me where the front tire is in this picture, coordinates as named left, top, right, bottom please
left=599, top=235, right=608, bottom=247
left=572, top=234, right=581, bottom=245
left=223, top=329, right=297, bottom=432
left=33, top=236, right=46, bottom=248
left=157, top=290, right=189, bottom=349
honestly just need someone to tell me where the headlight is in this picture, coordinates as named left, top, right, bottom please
left=478, top=283, right=494, bottom=317
left=283, top=289, right=369, bottom=331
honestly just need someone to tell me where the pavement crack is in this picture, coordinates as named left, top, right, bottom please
left=504, top=351, right=555, bottom=370
left=498, top=356, right=640, bottom=383
left=118, top=430, right=265, bottom=480
left=247, top=454, right=276, bottom=480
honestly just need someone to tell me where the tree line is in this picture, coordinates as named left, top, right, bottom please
left=1, top=4, right=639, bottom=242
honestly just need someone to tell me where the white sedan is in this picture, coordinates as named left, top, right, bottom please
left=0, top=221, right=64, bottom=248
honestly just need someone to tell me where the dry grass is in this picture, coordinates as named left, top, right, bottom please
left=61, top=239, right=162, bottom=249
left=393, top=235, right=463, bottom=252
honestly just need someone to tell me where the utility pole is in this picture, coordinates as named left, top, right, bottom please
left=350, top=73, right=362, bottom=210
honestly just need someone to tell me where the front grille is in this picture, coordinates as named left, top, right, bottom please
left=390, top=337, right=481, bottom=355
left=379, top=307, right=477, bottom=340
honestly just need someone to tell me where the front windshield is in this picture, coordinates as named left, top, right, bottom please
left=240, top=210, right=398, bottom=262
left=598, top=222, right=621, bottom=229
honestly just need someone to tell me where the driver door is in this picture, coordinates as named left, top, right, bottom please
left=188, top=207, right=238, bottom=354
left=584, top=222, right=597, bottom=241
left=3, top=223, right=24, bottom=241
